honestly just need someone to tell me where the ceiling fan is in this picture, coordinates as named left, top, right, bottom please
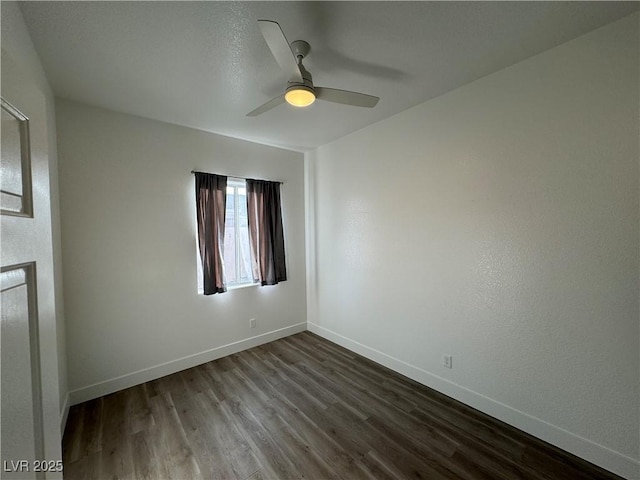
left=247, top=20, right=380, bottom=117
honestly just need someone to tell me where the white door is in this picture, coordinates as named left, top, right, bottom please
left=1, top=51, right=60, bottom=479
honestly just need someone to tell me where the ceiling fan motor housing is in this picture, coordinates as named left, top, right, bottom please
left=285, top=60, right=316, bottom=107
left=288, top=70, right=314, bottom=90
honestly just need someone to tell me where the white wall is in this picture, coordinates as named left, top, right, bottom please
left=1, top=0, right=68, bottom=433
left=55, top=100, right=306, bottom=403
left=307, top=13, right=639, bottom=479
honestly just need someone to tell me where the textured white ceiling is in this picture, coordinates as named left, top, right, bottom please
left=19, top=1, right=638, bottom=151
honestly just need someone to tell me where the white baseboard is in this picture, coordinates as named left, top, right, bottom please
left=60, top=392, right=70, bottom=435
left=308, top=322, right=639, bottom=480
left=69, top=322, right=306, bottom=406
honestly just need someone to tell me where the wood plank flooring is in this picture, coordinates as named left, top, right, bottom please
left=62, top=331, right=622, bottom=479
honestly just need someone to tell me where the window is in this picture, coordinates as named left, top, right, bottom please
left=197, top=178, right=257, bottom=292
left=195, top=171, right=286, bottom=294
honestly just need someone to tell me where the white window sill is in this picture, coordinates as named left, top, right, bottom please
left=227, top=282, right=259, bottom=291
left=197, top=282, right=259, bottom=295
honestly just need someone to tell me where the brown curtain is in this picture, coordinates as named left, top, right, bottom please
left=195, top=172, right=228, bottom=294
left=246, top=179, right=287, bottom=285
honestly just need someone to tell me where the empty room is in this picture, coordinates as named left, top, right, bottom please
left=1, top=1, right=638, bottom=479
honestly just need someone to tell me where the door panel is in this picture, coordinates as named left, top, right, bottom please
left=1, top=49, right=60, bottom=479
left=1, top=92, right=44, bottom=478
left=1, top=264, right=43, bottom=480
left=0, top=99, right=32, bottom=216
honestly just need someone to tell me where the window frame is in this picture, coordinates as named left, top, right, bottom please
left=224, top=178, right=257, bottom=289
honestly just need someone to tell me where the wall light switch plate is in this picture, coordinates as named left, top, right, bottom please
left=443, top=355, right=453, bottom=369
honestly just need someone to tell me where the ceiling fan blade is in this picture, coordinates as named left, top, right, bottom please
left=315, top=87, right=379, bottom=108
left=258, top=20, right=303, bottom=83
left=246, top=95, right=285, bottom=117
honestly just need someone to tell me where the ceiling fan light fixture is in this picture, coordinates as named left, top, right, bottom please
left=285, top=85, right=316, bottom=107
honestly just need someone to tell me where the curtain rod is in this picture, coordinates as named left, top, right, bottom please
left=190, top=170, right=283, bottom=184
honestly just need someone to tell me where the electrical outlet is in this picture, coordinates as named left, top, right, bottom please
left=249, top=318, right=256, bottom=329
left=443, top=355, right=453, bottom=369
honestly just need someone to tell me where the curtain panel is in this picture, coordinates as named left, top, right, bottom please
left=246, top=179, right=287, bottom=285
left=195, top=172, right=228, bottom=294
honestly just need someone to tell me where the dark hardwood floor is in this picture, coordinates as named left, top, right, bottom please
left=63, top=331, right=621, bottom=479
